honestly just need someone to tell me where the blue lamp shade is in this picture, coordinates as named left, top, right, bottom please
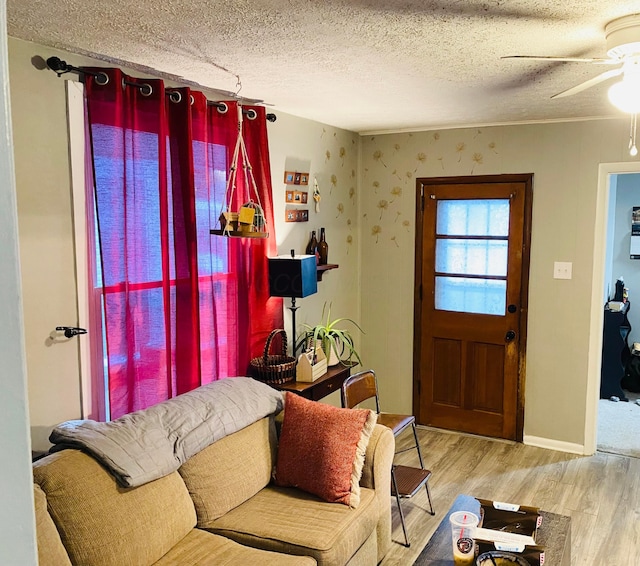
left=268, top=255, right=318, bottom=298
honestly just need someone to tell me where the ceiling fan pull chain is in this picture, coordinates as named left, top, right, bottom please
left=630, top=113, right=638, bottom=157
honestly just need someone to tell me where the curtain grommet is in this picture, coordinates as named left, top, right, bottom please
left=140, top=83, right=153, bottom=97
left=96, top=73, right=109, bottom=86
left=217, top=102, right=228, bottom=114
left=190, top=94, right=195, bottom=105
left=246, top=108, right=257, bottom=120
left=168, top=91, right=182, bottom=103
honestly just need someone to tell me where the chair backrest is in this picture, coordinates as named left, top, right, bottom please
left=341, top=369, right=381, bottom=413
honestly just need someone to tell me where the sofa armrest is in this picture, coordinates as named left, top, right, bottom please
left=360, top=423, right=394, bottom=561
left=360, top=423, right=394, bottom=489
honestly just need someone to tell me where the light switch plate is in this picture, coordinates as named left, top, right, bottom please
left=553, top=261, right=572, bottom=280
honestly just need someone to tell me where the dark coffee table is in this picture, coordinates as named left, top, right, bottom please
left=413, top=494, right=571, bottom=566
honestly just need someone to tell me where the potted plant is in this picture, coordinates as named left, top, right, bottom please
left=297, top=303, right=364, bottom=366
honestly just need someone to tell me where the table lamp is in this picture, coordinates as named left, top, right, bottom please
left=268, top=250, right=318, bottom=355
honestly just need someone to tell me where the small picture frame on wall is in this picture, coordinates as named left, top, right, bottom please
left=285, top=209, right=309, bottom=222
left=284, top=171, right=310, bottom=186
left=286, top=190, right=308, bottom=204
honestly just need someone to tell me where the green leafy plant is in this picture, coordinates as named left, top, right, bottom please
left=297, top=303, right=364, bottom=365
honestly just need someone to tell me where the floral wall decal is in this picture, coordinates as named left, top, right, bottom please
left=336, top=203, right=344, bottom=217
left=325, top=149, right=331, bottom=162
left=373, top=149, right=387, bottom=167
left=359, top=127, right=501, bottom=267
left=377, top=199, right=389, bottom=219
left=330, top=174, right=337, bottom=193
left=471, top=152, right=483, bottom=173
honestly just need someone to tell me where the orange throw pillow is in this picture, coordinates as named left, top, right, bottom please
left=274, top=392, right=377, bottom=507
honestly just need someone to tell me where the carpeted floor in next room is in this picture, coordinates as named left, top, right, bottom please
left=597, top=390, right=640, bottom=458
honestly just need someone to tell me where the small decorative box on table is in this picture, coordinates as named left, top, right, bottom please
left=296, top=346, right=328, bottom=383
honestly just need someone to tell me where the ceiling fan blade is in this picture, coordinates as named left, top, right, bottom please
left=502, top=55, right=615, bottom=64
left=550, top=68, right=624, bottom=99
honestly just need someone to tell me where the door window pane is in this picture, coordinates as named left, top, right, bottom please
left=435, top=277, right=506, bottom=315
left=436, top=239, right=507, bottom=276
left=437, top=199, right=509, bottom=236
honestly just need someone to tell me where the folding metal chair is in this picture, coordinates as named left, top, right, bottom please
left=341, top=369, right=435, bottom=547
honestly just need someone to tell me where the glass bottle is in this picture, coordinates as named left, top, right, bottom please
left=317, top=227, right=329, bottom=265
left=306, top=230, right=318, bottom=258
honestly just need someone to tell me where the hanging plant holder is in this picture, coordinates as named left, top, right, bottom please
left=211, top=104, right=269, bottom=239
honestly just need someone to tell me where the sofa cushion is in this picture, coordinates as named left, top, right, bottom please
left=274, top=392, right=376, bottom=507
left=155, top=529, right=317, bottom=565
left=179, top=417, right=275, bottom=524
left=33, top=449, right=196, bottom=566
left=203, top=485, right=379, bottom=566
left=33, top=484, right=72, bottom=566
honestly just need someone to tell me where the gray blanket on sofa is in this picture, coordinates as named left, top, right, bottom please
left=49, top=377, right=284, bottom=488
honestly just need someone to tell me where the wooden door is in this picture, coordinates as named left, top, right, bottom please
left=413, top=175, right=532, bottom=440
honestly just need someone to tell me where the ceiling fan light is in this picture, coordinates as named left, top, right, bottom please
left=608, top=80, right=640, bottom=114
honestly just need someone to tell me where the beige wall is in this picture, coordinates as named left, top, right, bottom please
left=9, top=39, right=83, bottom=450
left=267, top=111, right=361, bottom=406
left=9, top=38, right=361, bottom=448
left=359, top=121, right=633, bottom=448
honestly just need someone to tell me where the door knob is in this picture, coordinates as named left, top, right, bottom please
left=505, top=330, right=516, bottom=342
left=56, top=326, right=87, bottom=339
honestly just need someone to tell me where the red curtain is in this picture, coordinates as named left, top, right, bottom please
left=84, top=69, right=282, bottom=419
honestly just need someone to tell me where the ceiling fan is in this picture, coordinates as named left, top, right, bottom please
left=503, top=14, right=640, bottom=109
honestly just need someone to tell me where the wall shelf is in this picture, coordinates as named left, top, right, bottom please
left=317, top=264, right=338, bottom=281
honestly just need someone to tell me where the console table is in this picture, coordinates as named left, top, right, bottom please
left=413, top=494, right=571, bottom=566
left=271, top=363, right=354, bottom=401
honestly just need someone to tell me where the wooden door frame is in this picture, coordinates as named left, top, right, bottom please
left=412, top=174, right=534, bottom=441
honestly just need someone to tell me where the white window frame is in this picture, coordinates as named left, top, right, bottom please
left=67, top=80, right=108, bottom=420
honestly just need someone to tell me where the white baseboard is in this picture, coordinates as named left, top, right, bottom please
left=523, top=435, right=586, bottom=455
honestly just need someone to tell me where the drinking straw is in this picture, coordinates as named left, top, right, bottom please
left=460, top=513, right=467, bottom=540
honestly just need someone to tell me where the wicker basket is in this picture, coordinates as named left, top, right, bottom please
left=249, top=329, right=297, bottom=384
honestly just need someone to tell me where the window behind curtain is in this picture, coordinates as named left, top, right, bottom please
left=83, top=71, right=282, bottom=420
left=90, top=126, right=234, bottom=418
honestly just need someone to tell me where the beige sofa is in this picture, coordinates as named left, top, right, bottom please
left=33, top=415, right=395, bottom=565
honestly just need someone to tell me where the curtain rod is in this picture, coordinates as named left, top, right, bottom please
left=46, top=57, right=277, bottom=122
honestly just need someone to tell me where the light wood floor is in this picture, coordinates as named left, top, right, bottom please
left=380, top=426, right=640, bottom=566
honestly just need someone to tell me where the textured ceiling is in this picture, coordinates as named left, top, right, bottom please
left=9, top=1, right=640, bottom=133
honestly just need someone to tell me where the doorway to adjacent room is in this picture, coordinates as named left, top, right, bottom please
left=596, top=171, right=640, bottom=459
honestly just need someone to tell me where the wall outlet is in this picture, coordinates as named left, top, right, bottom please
left=553, top=261, right=572, bottom=280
